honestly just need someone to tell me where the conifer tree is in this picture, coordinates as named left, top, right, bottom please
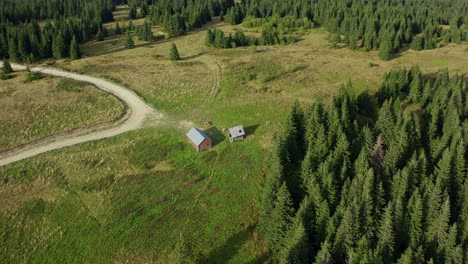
left=266, top=183, right=295, bottom=253
left=408, top=71, right=423, bottom=103
left=128, top=21, right=135, bottom=31
left=411, top=36, right=423, bottom=51
left=259, top=138, right=287, bottom=234
left=313, top=241, right=333, bottom=264
left=408, top=190, right=423, bottom=249
left=169, top=43, right=181, bottom=61
left=52, top=33, right=66, bottom=59
left=278, top=221, right=311, bottom=263
left=70, top=35, right=81, bottom=60
left=129, top=5, right=137, bottom=19
left=426, top=197, right=450, bottom=255
left=205, top=28, right=215, bottom=46
left=376, top=205, right=395, bottom=264
left=8, top=38, right=19, bottom=62
left=115, top=22, right=122, bottom=35
left=124, top=32, right=135, bottom=49
left=378, top=39, right=392, bottom=60
left=96, top=28, right=104, bottom=41
left=2, top=59, right=13, bottom=74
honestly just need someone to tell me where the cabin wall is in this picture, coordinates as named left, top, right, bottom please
left=198, top=139, right=212, bottom=151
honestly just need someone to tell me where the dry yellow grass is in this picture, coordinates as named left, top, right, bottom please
left=0, top=72, right=124, bottom=152
left=56, top=19, right=467, bottom=111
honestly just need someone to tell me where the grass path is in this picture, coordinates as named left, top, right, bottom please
left=0, top=64, right=160, bottom=167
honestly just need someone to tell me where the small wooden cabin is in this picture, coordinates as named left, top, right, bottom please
left=186, top=127, right=212, bottom=151
left=228, top=125, right=245, bottom=142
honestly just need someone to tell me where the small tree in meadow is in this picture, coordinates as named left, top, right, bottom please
left=125, top=32, right=135, bottom=49
left=96, top=28, right=104, bottom=41
left=169, top=43, right=181, bottom=61
left=115, top=22, right=122, bottom=35
left=2, top=59, right=13, bottom=74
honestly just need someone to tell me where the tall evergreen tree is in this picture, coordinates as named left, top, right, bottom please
left=378, top=39, right=392, bottom=61
left=115, top=22, right=122, bottom=35
left=2, top=59, right=13, bottom=74
left=70, top=35, right=81, bottom=60
left=124, top=32, right=135, bottom=49
left=96, top=28, right=104, bottom=41
left=52, top=33, right=66, bottom=59
left=169, top=43, right=181, bottom=61
left=266, top=183, right=295, bottom=253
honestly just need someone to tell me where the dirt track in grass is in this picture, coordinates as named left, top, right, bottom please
left=0, top=64, right=161, bottom=166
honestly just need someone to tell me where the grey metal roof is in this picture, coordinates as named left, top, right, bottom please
left=186, top=127, right=211, bottom=146
left=228, top=125, right=245, bottom=138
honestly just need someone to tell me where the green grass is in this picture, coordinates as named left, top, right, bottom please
left=0, top=128, right=267, bottom=263
left=431, top=59, right=448, bottom=66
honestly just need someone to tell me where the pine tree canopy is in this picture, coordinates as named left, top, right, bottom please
left=260, top=68, right=467, bottom=263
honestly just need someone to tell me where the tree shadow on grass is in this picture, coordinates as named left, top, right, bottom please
left=389, top=44, right=411, bottom=60
left=204, top=126, right=226, bottom=147
left=244, top=124, right=260, bottom=139
left=198, top=225, right=255, bottom=263
left=184, top=50, right=213, bottom=60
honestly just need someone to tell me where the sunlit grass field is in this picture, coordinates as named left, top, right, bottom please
left=0, top=72, right=123, bottom=152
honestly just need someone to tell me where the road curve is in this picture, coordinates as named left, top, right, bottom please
left=0, top=64, right=157, bottom=167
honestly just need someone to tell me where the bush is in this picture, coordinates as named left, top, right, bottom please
left=1, top=73, right=12, bottom=80
left=25, top=72, right=42, bottom=83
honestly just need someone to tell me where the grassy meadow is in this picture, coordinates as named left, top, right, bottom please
left=0, top=72, right=124, bottom=152
left=0, top=128, right=267, bottom=263
left=1, top=5, right=467, bottom=263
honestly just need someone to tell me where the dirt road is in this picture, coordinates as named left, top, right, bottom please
left=0, top=64, right=160, bottom=167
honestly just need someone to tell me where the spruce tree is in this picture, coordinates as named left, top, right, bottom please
left=52, top=33, right=66, bottom=59
left=205, top=28, right=215, bottom=46
left=411, top=36, right=423, bottom=51
left=259, top=139, right=287, bottom=235
left=128, top=21, right=135, bottom=31
left=169, top=43, right=181, bottom=61
left=278, top=221, right=311, bottom=263
left=408, top=190, right=423, bottom=249
left=408, top=71, right=423, bottom=103
left=2, top=59, right=13, bottom=74
left=267, top=183, right=294, bottom=253
left=115, top=22, right=122, bottom=35
left=313, top=241, right=333, bottom=264
left=129, top=5, right=137, bottom=19
left=378, top=39, right=392, bottom=61
left=124, top=32, right=135, bottom=49
left=8, top=38, right=19, bottom=62
left=376, top=205, right=395, bottom=264
left=70, top=35, right=81, bottom=60
left=96, top=28, right=104, bottom=41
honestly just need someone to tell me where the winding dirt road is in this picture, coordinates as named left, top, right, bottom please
left=0, top=64, right=159, bottom=167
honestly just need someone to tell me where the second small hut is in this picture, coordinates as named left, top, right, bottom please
left=228, top=125, right=245, bottom=142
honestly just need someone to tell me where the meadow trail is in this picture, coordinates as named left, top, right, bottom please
left=0, top=64, right=161, bottom=167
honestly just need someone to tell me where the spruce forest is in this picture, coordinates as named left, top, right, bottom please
left=1, top=0, right=466, bottom=62
left=260, top=68, right=467, bottom=263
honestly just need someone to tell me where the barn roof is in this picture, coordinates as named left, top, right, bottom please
left=229, top=125, right=245, bottom=138
left=186, top=127, right=211, bottom=146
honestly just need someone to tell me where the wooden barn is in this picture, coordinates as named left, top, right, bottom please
left=186, top=127, right=212, bottom=151
left=228, top=125, right=245, bottom=142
